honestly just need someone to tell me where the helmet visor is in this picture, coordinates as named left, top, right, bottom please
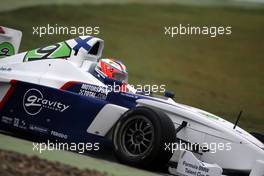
left=112, top=71, right=128, bottom=83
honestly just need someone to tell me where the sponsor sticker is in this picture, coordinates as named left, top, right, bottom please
left=23, top=42, right=71, bottom=62
left=79, top=84, right=108, bottom=100
left=12, top=118, right=27, bottom=130
left=13, top=118, right=19, bottom=127
left=0, top=67, right=12, bottom=72
left=50, top=130, right=68, bottom=139
left=1, top=116, right=13, bottom=125
left=29, top=124, right=48, bottom=134
left=23, top=88, right=70, bottom=116
left=0, top=42, right=15, bottom=58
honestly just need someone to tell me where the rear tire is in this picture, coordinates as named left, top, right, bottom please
left=112, top=106, right=176, bottom=170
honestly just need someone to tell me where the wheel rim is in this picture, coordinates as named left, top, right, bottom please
left=120, top=116, right=154, bottom=157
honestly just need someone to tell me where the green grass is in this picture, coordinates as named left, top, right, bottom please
left=0, top=134, right=156, bottom=176
left=0, top=0, right=263, bottom=12
left=0, top=4, right=263, bottom=132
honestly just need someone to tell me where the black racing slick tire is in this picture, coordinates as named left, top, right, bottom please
left=112, top=106, right=176, bottom=170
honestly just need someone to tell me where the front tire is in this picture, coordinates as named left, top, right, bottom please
left=112, top=106, right=176, bottom=170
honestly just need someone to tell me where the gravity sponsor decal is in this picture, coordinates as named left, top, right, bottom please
left=0, top=42, right=15, bottom=58
left=23, top=41, right=71, bottom=62
left=23, top=88, right=70, bottom=116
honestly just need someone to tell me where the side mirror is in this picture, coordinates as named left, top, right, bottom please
left=164, top=91, right=175, bottom=99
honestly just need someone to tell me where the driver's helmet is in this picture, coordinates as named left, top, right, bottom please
left=95, top=58, right=128, bottom=83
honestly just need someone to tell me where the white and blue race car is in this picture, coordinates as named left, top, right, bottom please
left=0, top=27, right=263, bottom=176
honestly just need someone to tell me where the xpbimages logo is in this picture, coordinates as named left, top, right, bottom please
left=23, top=88, right=70, bottom=116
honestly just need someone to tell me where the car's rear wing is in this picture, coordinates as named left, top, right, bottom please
left=0, top=26, right=22, bottom=59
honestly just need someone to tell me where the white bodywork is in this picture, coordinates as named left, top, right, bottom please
left=0, top=28, right=263, bottom=174
left=170, top=150, right=223, bottom=176
left=137, top=99, right=264, bottom=172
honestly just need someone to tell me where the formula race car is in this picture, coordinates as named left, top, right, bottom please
left=0, top=27, right=263, bottom=176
